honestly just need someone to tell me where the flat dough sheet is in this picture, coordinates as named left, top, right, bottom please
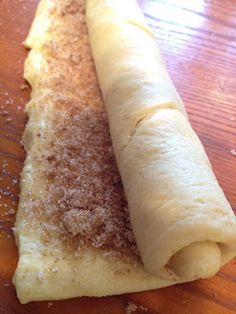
left=13, top=0, right=184, bottom=304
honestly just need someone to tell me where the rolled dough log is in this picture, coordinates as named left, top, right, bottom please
left=86, top=0, right=236, bottom=280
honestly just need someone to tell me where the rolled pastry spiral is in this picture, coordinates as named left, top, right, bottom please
left=86, top=0, right=236, bottom=281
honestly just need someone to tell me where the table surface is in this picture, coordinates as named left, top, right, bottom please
left=0, top=0, right=236, bottom=313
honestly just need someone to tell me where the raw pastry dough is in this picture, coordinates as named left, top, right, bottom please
left=87, top=0, right=236, bottom=280
left=13, top=0, right=236, bottom=304
left=13, top=0, right=182, bottom=304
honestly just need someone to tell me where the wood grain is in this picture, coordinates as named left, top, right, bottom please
left=0, top=0, right=235, bottom=313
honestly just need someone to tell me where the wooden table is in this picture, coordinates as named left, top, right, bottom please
left=0, top=0, right=235, bottom=313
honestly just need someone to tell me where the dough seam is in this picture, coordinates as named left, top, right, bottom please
left=118, top=105, right=182, bottom=161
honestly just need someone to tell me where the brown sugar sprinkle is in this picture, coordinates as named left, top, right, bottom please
left=20, top=83, right=29, bottom=90
left=21, top=0, right=139, bottom=263
left=43, top=108, right=139, bottom=262
left=125, top=302, right=148, bottom=314
left=5, top=208, right=15, bottom=216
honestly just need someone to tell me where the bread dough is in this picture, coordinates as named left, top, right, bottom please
left=13, top=0, right=184, bottom=304
left=87, top=0, right=236, bottom=280
left=13, top=0, right=236, bottom=304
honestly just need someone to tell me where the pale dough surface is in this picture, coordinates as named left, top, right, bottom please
left=87, top=0, right=186, bottom=156
left=13, top=0, right=185, bottom=304
left=13, top=0, right=236, bottom=304
left=87, top=0, right=236, bottom=280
